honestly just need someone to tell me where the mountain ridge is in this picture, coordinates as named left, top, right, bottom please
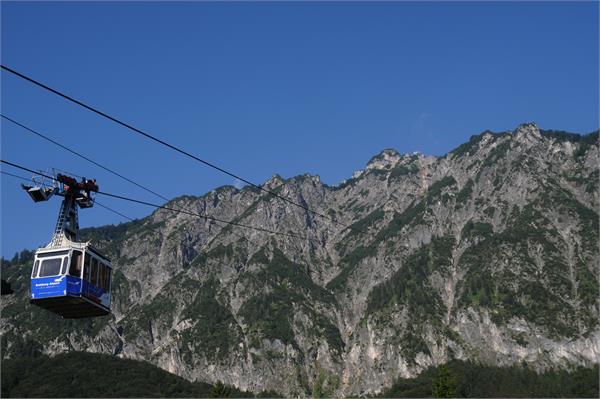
left=1, top=123, right=598, bottom=397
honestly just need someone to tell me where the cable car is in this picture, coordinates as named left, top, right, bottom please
left=30, top=244, right=112, bottom=318
left=23, top=172, right=112, bottom=318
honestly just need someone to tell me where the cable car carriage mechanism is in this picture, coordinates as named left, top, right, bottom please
left=23, top=173, right=112, bottom=318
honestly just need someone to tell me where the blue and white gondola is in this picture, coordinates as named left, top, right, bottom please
left=30, top=243, right=112, bottom=318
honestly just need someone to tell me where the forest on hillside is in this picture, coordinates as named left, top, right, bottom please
left=380, top=360, right=599, bottom=398
left=1, top=352, right=274, bottom=398
left=1, top=350, right=597, bottom=398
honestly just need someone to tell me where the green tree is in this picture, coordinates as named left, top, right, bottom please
left=209, top=381, right=231, bottom=398
left=432, top=364, right=457, bottom=398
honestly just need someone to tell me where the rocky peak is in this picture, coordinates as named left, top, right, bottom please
left=513, top=122, right=542, bottom=143
left=292, top=174, right=321, bottom=185
left=262, top=174, right=284, bottom=190
left=366, top=148, right=402, bottom=170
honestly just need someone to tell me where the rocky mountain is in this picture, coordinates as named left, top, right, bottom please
left=1, top=123, right=599, bottom=397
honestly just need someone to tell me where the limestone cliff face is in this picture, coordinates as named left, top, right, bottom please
left=2, top=123, right=598, bottom=397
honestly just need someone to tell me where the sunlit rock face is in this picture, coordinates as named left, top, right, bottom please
left=2, top=123, right=599, bottom=397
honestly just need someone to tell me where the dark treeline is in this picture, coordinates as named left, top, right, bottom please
left=1, top=352, right=278, bottom=398
left=3, top=352, right=597, bottom=398
left=379, top=359, right=599, bottom=398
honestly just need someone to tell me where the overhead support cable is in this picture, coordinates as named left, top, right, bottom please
left=1, top=159, right=307, bottom=240
left=96, top=191, right=305, bottom=239
left=1, top=65, right=361, bottom=234
left=1, top=114, right=171, bottom=203
left=92, top=201, right=135, bottom=222
left=1, top=115, right=298, bottom=243
left=1, top=170, right=35, bottom=182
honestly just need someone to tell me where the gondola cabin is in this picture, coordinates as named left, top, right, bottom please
left=30, top=243, right=112, bottom=318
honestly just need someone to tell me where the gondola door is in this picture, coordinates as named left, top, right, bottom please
left=83, top=251, right=92, bottom=299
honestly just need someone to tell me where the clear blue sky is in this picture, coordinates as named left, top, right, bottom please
left=1, top=1, right=598, bottom=257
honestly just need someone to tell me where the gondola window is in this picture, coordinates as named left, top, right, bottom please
left=31, top=260, right=40, bottom=278
left=60, top=257, right=69, bottom=275
left=39, top=258, right=62, bottom=277
left=69, top=251, right=83, bottom=277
